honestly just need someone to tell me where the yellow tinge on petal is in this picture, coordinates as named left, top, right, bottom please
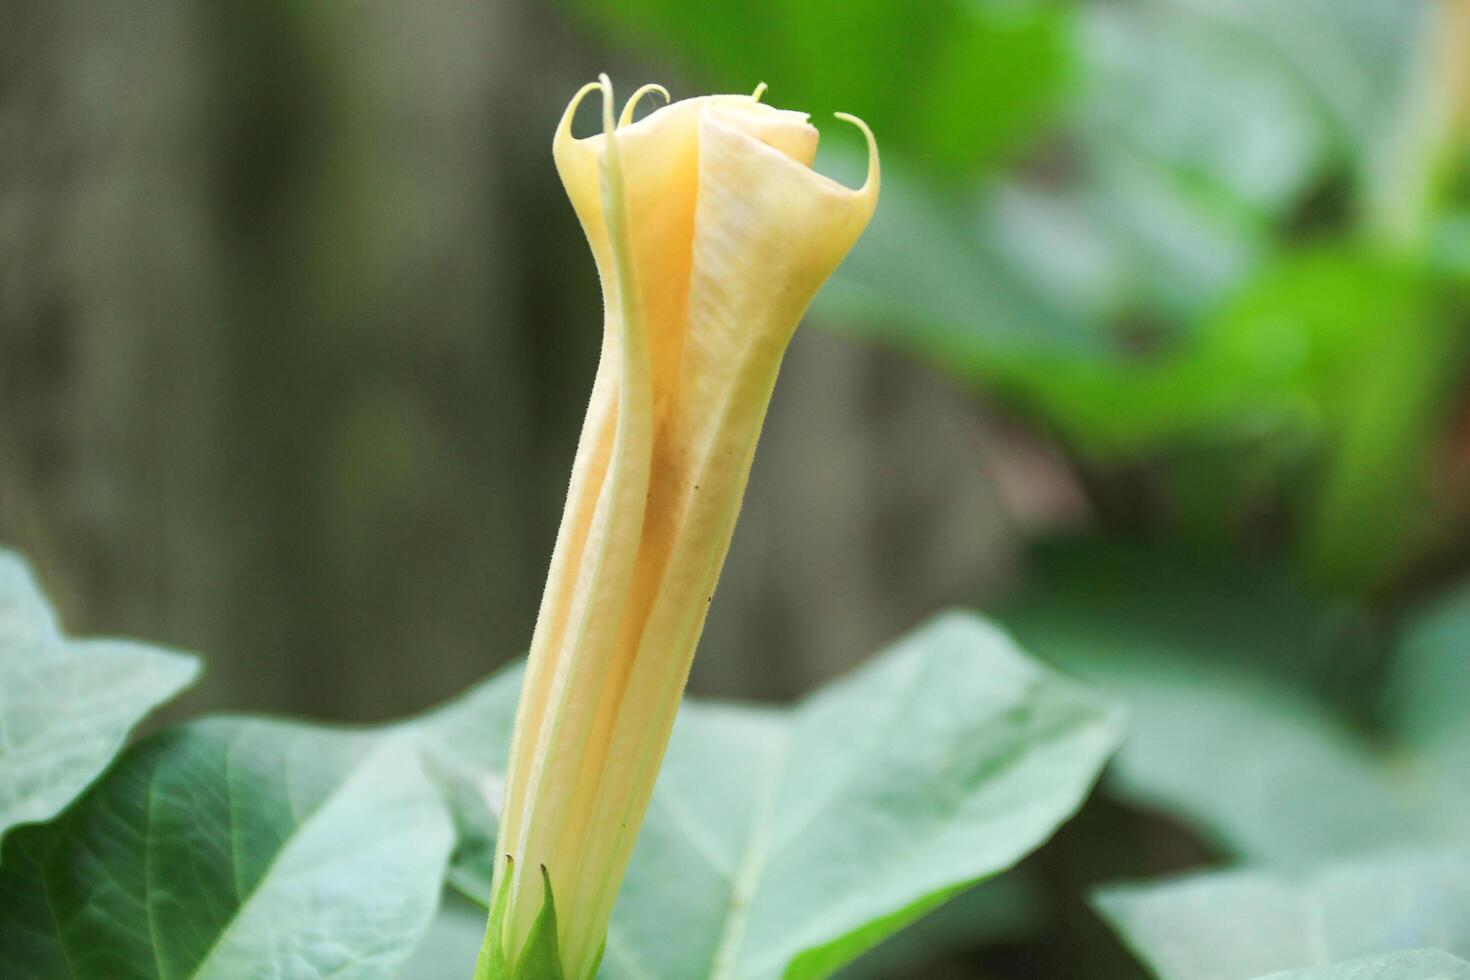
left=487, top=76, right=878, bottom=980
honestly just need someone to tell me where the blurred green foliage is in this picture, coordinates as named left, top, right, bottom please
left=1003, top=538, right=1462, bottom=864
left=1096, top=853, right=1470, bottom=979
left=561, top=0, right=1073, bottom=174
left=575, top=0, right=1470, bottom=595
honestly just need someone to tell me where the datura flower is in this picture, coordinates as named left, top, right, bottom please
left=479, top=76, right=878, bottom=980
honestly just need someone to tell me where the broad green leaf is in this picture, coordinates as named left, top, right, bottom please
left=0, top=717, right=454, bottom=980
left=1094, top=850, right=1470, bottom=980
left=1258, top=950, right=1470, bottom=980
left=418, top=612, right=1123, bottom=980
left=405, top=898, right=495, bottom=980
left=730, top=615, right=1121, bottom=980
left=0, top=549, right=200, bottom=843
left=601, top=703, right=784, bottom=980
left=1091, top=666, right=1417, bottom=865
left=407, top=659, right=521, bottom=906
left=832, top=874, right=1043, bottom=980
left=1003, top=539, right=1429, bottom=863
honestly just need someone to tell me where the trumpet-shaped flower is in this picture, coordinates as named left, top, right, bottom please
left=479, top=76, right=878, bottom=980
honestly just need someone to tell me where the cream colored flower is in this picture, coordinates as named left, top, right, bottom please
left=482, top=75, right=878, bottom=980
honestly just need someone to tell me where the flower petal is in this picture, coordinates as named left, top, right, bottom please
left=499, top=77, right=658, bottom=960
left=555, top=105, right=879, bottom=976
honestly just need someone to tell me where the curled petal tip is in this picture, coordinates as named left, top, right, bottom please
left=619, top=83, right=671, bottom=127
left=555, top=79, right=609, bottom=147
left=833, top=111, right=880, bottom=196
left=751, top=81, right=768, bottom=102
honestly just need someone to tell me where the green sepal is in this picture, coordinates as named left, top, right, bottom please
left=512, top=865, right=565, bottom=979
left=473, top=858, right=565, bottom=980
left=473, top=855, right=515, bottom=980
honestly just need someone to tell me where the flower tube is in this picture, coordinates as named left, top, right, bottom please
left=480, top=75, right=878, bottom=980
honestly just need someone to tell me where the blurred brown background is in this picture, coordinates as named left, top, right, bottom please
left=0, top=0, right=1040, bottom=722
